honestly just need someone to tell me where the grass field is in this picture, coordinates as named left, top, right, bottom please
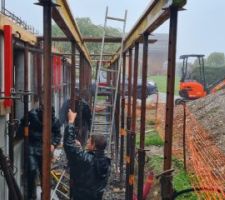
left=149, top=75, right=180, bottom=95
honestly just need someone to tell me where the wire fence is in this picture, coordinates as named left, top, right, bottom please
left=156, top=103, right=225, bottom=199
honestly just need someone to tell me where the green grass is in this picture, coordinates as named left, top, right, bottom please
left=148, top=156, right=198, bottom=200
left=145, top=131, right=164, bottom=146
left=150, top=75, right=180, bottom=95
left=136, top=130, right=164, bottom=147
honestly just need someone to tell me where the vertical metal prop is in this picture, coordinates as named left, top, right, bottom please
left=138, top=32, right=149, bottom=200
left=71, top=41, right=76, bottom=111
left=182, top=102, right=187, bottom=171
left=125, top=48, right=132, bottom=200
left=8, top=98, right=14, bottom=200
left=129, top=42, right=139, bottom=200
left=79, top=53, right=84, bottom=95
left=115, top=61, right=120, bottom=172
left=120, top=53, right=126, bottom=181
left=42, top=1, right=52, bottom=199
left=23, top=42, right=29, bottom=200
left=162, top=6, right=178, bottom=200
left=36, top=42, right=42, bottom=104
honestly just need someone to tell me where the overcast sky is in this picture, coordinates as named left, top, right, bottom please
left=3, top=0, right=225, bottom=57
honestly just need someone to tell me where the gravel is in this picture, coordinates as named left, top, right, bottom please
left=187, top=89, right=225, bottom=153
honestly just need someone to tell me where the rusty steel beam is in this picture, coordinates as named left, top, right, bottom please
left=37, top=36, right=69, bottom=42
left=42, top=1, right=52, bottom=199
left=79, top=53, right=84, bottom=93
left=125, top=48, right=133, bottom=200
left=90, top=53, right=114, bottom=57
left=138, top=32, right=149, bottom=200
left=70, top=41, right=76, bottom=111
left=129, top=42, right=139, bottom=200
left=120, top=53, right=126, bottom=181
left=52, top=0, right=92, bottom=64
left=110, top=0, right=186, bottom=64
left=37, top=36, right=122, bottom=43
left=83, top=36, right=122, bottom=43
left=115, top=61, right=120, bottom=172
left=162, top=6, right=178, bottom=200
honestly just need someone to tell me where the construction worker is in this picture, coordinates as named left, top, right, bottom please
left=17, top=105, right=61, bottom=200
left=59, top=97, right=92, bottom=146
left=64, top=109, right=111, bottom=200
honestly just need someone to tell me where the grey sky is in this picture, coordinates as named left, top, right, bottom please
left=3, top=0, right=225, bottom=58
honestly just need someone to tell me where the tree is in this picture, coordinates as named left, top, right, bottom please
left=52, top=17, right=122, bottom=55
left=206, top=52, right=225, bottom=67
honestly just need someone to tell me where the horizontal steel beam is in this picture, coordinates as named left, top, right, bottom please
left=124, top=0, right=186, bottom=51
left=37, top=36, right=122, bottom=43
left=52, top=0, right=92, bottom=64
left=83, top=37, right=122, bottom=43
left=110, top=0, right=186, bottom=63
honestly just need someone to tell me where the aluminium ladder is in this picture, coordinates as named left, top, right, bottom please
left=90, top=6, right=127, bottom=156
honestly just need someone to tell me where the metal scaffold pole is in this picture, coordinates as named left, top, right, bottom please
left=41, top=0, right=53, bottom=199
left=162, top=5, right=178, bottom=200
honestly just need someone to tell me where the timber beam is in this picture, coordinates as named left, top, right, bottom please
left=110, top=0, right=186, bottom=63
left=52, top=0, right=92, bottom=64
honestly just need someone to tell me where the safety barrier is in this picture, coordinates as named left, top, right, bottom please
left=156, top=103, right=225, bottom=199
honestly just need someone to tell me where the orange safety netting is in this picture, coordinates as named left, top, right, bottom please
left=156, top=103, right=225, bottom=199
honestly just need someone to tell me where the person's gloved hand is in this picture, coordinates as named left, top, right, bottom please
left=68, top=109, right=77, bottom=124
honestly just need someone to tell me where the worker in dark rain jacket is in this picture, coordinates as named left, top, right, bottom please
left=17, top=105, right=61, bottom=200
left=64, top=109, right=111, bottom=200
left=60, top=98, right=92, bottom=146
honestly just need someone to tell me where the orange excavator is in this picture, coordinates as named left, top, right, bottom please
left=178, top=54, right=225, bottom=100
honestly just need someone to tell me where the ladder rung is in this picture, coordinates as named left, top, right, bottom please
left=101, top=68, right=118, bottom=73
left=55, top=189, right=69, bottom=198
left=98, top=85, right=116, bottom=90
left=93, top=122, right=111, bottom=125
left=95, top=112, right=111, bottom=115
left=97, top=92, right=112, bottom=96
left=92, top=132, right=110, bottom=135
left=107, top=16, right=125, bottom=22
left=96, top=103, right=113, bottom=107
left=92, top=129, right=110, bottom=132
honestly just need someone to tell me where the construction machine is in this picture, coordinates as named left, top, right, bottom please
left=178, top=54, right=225, bottom=100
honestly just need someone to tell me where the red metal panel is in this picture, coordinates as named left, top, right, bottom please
left=52, top=55, right=57, bottom=90
left=4, top=25, right=13, bottom=107
left=57, top=56, right=61, bottom=90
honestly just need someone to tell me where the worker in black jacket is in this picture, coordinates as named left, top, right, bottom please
left=59, top=98, right=92, bottom=146
left=17, top=106, right=61, bottom=199
left=64, top=109, right=111, bottom=200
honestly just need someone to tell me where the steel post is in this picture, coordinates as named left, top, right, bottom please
left=115, top=61, right=120, bottom=172
left=23, top=42, right=29, bottom=200
left=129, top=42, right=139, bottom=200
left=182, top=102, right=187, bottom=171
left=120, top=53, right=126, bottom=181
left=79, top=53, right=84, bottom=95
left=138, top=32, right=149, bottom=200
left=71, top=41, right=76, bottom=111
left=125, top=48, right=133, bottom=200
left=162, top=6, right=178, bottom=200
left=42, top=1, right=52, bottom=199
